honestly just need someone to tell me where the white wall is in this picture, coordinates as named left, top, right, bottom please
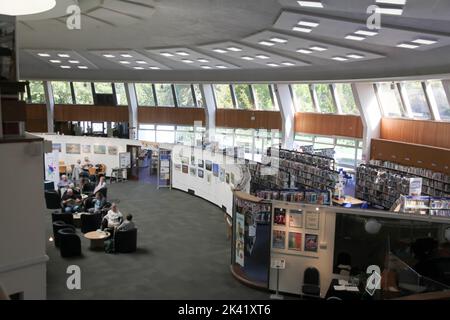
left=0, top=139, right=48, bottom=299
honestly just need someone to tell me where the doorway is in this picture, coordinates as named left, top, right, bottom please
left=126, top=145, right=140, bottom=181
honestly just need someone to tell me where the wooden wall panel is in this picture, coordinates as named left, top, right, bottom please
left=381, top=118, right=450, bottom=149
left=295, top=113, right=363, bottom=138
left=215, top=109, right=282, bottom=130
left=1, top=99, right=26, bottom=121
left=54, top=105, right=129, bottom=122
left=371, top=138, right=450, bottom=174
left=25, top=104, right=47, bottom=132
left=138, top=107, right=205, bottom=125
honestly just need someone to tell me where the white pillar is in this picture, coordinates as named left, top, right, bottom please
left=43, top=81, right=54, bottom=133
left=125, top=83, right=138, bottom=140
left=274, top=84, right=295, bottom=150
left=423, top=81, right=441, bottom=121
left=352, top=83, right=382, bottom=162
left=200, top=84, right=216, bottom=143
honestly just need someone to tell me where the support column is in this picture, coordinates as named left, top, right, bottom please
left=43, top=81, right=54, bottom=133
left=352, top=83, right=382, bottom=162
left=274, top=84, right=295, bottom=150
left=125, top=83, right=138, bottom=140
left=200, top=84, right=216, bottom=143
left=423, top=81, right=441, bottom=121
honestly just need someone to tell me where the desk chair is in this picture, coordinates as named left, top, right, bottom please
left=302, top=267, right=321, bottom=298
left=58, top=228, right=81, bottom=257
left=45, top=190, right=62, bottom=211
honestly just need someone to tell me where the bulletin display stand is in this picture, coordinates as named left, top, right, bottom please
left=157, top=148, right=172, bottom=189
left=270, top=258, right=285, bottom=300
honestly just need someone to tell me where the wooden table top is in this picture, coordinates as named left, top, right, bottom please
left=332, top=196, right=364, bottom=205
left=84, top=231, right=110, bottom=240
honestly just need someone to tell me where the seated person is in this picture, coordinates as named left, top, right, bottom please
left=87, top=192, right=106, bottom=214
left=61, top=188, right=82, bottom=213
left=68, top=182, right=81, bottom=195
left=117, top=214, right=135, bottom=232
left=93, top=176, right=107, bottom=195
left=57, top=174, right=71, bottom=189
left=101, top=203, right=123, bottom=231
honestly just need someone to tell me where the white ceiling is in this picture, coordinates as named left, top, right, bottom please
left=16, top=0, right=450, bottom=82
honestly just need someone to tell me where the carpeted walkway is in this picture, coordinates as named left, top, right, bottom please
left=45, top=181, right=270, bottom=300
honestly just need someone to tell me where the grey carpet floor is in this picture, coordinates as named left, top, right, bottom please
left=45, top=181, right=270, bottom=300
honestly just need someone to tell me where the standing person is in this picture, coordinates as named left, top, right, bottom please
left=82, top=157, right=91, bottom=170
left=93, top=176, right=107, bottom=195
left=72, top=159, right=82, bottom=183
left=117, top=214, right=135, bottom=231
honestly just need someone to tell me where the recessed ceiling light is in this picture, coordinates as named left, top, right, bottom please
left=297, top=1, right=324, bottom=8
left=216, top=65, right=228, bottom=69
left=182, top=59, right=194, bottom=63
left=375, top=0, right=406, bottom=5
left=258, top=41, right=275, bottom=46
left=68, top=60, right=80, bottom=64
left=270, top=37, right=288, bottom=43
left=375, top=7, right=403, bottom=15
left=201, top=65, right=212, bottom=69
left=282, top=62, right=295, bottom=66
left=355, top=30, right=379, bottom=36
left=136, top=60, right=147, bottom=64
left=103, top=54, right=115, bottom=58
left=256, top=55, right=270, bottom=59
left=49, top=59, right=61, bottom=63
left=297, top=49, right=313, bottom=54
left=292, top=26, right=312, bottom=33
left=227, top=47, right=242, bottom=52
left=38, top=53, right=50, bottom=57
left=267, top=63, right=279, bottom=67
left=121, top=54, right=133, bottom=58
left=397, top=42, right=419, bottom=49
left=176, top=51, right=189, bottom=56
left=134, top=66, right=145, bottom=70
left=332, top=56, right=348, bottom=61
left=160, top=52, right=174, bottom=57
left=213, top=49, right=227, bottom=53
left=77, top=66, right=88, bottom=69
left=310, top=46, right=327, bottom=51
left=58, top=53, right=70, bottom=58
left=345, top=34, right=366, bottom=41
left=241, top=56, right=254, bottom=61
left=60, top=65, right=71, bottom=69
left=119, top=61, right=130, bottom=64
left=197, top=59, right=209, bottom=63
left=347, top=54, right=365, bottom=59
left=412, top=38, right=437, bottom=45
left=298, top=20, right=319, bottom=28
left=149, top=66, right=160, bottom=70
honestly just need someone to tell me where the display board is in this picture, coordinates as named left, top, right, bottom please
left=157, top=148, right=171, bottom=189
left=119, top=152, right=131, bottom=169
left=44, top=150, right=59, bottom=189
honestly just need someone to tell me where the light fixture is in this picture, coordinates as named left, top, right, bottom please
left=375, top=0, right=406, bottom=5
left=216, top=65, right=228, bottom=69
left=375, top=7, right=403, bottom=15
left=256, top=55, right=270, bottom=59
left=160, top=52, right=174, bottom=57
left=241, top=56, right=254, bottom=61
left=345, top=34, right=366, bottom=41
left=412, top=38, right=437, bottom=45
left=38, top=53, right=50, bottom=57
left=60, top=66, right=71, bottom=69
left=103, top=54, right=115, bottom=58
left=213, top=49, right=227, bottom=53
left=355, top=30, right=379, bottom=36
left=258, top=41, right=275, bottom=46
left=121, top=54, right=133, bottom=58
left=267, top=63, right=279, bottom=67
left=68, top=60, right=80, bottom=64
left=182, top=59, right=194, bottom=63
left=176, top=51, right=189, bottom=56
left=365, top=219, right=382, bottom=234
left=282, top=62, right=295, bottom=66
left=297, top=1, right=324, bottom=8
left=136, top=60, right=148, bottom=64
left=0, top=0, right=56, bottom=16
left=332, top=56, right=348, bottom=61
left=201, top=65, right=212, bottom=69
left=310, top=46, right=327, bottom=51
left=119, top=61, right=130, bottom=64
left=397, top=42, right=419, bottom=49
left=315, top=207, right=320, bottom=211
left=149, top=66, right=160, bottom=70
left=49, top=59, right=61, bottom=63
left=197, top=59, right=209, bottom=63
left=298, top=20, right=319, bottom=28
left=48, top=237, right=54, bottom=242
left=58, top=53, right=70, bottom=58
left=297, top=49, right=313, bottom=54
left=78, top=66, right=88, bottom=69
left=227, top=47, right=242, bottom=52
left=270, top=37, right=288, bottom=43
left=292, top=26, right=312, bottom=33
left=347, top=54, right=365, bottom=59
left=134, top=66, right=145, bottom=70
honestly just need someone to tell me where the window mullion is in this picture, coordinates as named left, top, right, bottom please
left=230, top=84, right=237, bottom=109
left=397, top=83, right=413, bottom=118
left=422, top=81, right=441, bottom=121
left=330, top=84, right=342, bottom=114
left=310, top=84, right=321, bottom=113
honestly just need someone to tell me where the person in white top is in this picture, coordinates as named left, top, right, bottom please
left=102, top=203, right=123, bottom=229
left=93, top=176, right=107, bottom=195
left=72, top=159, right=82, bottom=183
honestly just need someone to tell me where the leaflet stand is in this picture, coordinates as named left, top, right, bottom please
left=270, top=258, right=285, bottom=300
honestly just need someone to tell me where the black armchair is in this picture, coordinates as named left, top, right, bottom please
left=81, top=212, right=102, bottom=234
left=45, top=190, right=62, bottom=210
left=115, top=228, right=137, bottom=253
left=302, top=267, right=320, bottom=298
left=52, top=212, right=74, bottom=226
left=52, top=221, right=75, bottom=248
left=58, top=228, right=81, bottom=257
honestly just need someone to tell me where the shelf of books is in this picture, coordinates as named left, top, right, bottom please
left=395, top=195, right=450, bottom=218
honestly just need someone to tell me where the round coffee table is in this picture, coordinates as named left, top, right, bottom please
left=84, top=231, right=110, bottom=250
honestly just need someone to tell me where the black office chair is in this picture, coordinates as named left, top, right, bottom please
left=52, top=221, right=75, bottom=248
left=81, top=212, right=102, bottom=234
left=52, top=212, right=74, bottom=226
left=58, top=228, right=81, bottom=258
left=45, top=190, right=62, bottom=210
left=302, top=267, right=321, bottom=298
left=115, top=228, right=137, bottom=253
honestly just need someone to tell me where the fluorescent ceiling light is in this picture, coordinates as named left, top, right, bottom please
left=0, top=0, right=56, bottom=16
left=68, top=60, right=80, bottom=64
left=227, top=47, right=242, bottom=52
left=297, top=1, right=323, bottom=8
left=298, top=20, right=319, bottom=28
left=176, top=51, right=189, bottom=56
left=375, top=0, right=406, bottom=5
left=397, top=42, right=419, bottom=49
left=77, top=66, right=88, bottom=69
left=60, top=66, right=71, bottom=69
left=412, top=38, right=437, bottom=45
left=241, top=56, right=254, bottom=61
left=201, top=65, right=212, bottom=69
left=182, top=59, right=194, bottom=63
left=121, top=54, right=133, bottom=58
left=347, top=54, right=365, bottom=59
left=216, top=65, right=228, bottom=69
left=197, top=59, right=209, bottom=63
left=49, top=60, right=61, bottom=63
left=310, top=46, right=327, bottom=51
left=134, top=67, right=145, bottom=70
left=213, top=49, right=227, bottom=53
left=345, top=35, right=366, bottom=41
left=38, top=53, right=50, bottom=57
left=160, top=52, right=174, bottom=57
left=270, top=37, right=288, bottom=43
left=375, top=7, right=403, bottom=15
left=297, top=49, right=313, bottom=54
left=267, top=63, right=279, bottom=67
left=282, top=62, right=295, bottom=66
left=292, top=26, right=312, bottom=33
left=332, top=56, right=348, bottom=61
left=103, top=54, right=115, bottom=58
left=258, top=41, right=275, bottom=46
left=58, top=53, right=70, bottom=58
left=355, top=30, right=378, bottom=36
left=136, top=61, right=148, bottom=64
left=119, top=61, right=130, bottom=64
left=256, top=55, right=270, bottom=59
left=149, top=66, right=160, bottom=70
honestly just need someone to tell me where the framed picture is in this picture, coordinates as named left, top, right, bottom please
left=205, top=160, right=212, bottom=171
left=108, top=146, right=118, bottom=155
left=289, top=209, right=303, bottom=228
left=288, top=232, right=302, bottom=251
left=52, top=143, right=62, bottom=152
left=219, top=168, right=225, bottom=182
left=198, top=159, right=204, bottom=168
left=182, top=165, right=189, bottom=174
left=273, top=208, right=286, bottom=226
left=174, top=164, right=181, bottom=171
left=212, top=163, right=219, bottom=177
left=189, top=166, right=196, bottom=176
left=82, top=145, right=91, bottom=153
left=66, top=143, right=81, bottom=154
left=198, top=168, right=204, bottom=178
left=94, top=145, right=106, bottom=154
left=272, top=230, right=286, bottom=250
left=226, top=173, right=230, bottom=184
left=304, top=234, right=318, bottom=252
left=305, top=211, right=320, bottom=230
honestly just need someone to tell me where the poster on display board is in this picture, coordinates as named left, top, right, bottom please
left=235, top=212, right=245, bottom=267
left=119, top=152, right=131, bottom=169
left=44, top=151, right=59, bottom=189
left=157, top=149, right=172, bottom=189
